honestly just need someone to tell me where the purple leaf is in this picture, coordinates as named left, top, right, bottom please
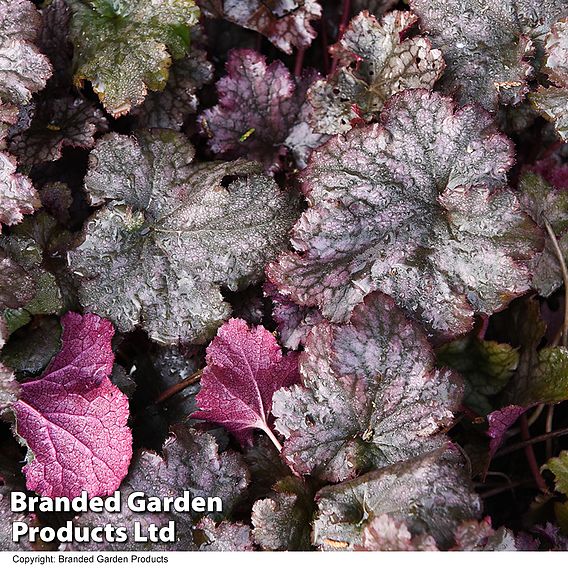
left=264, top=281, right=324, bottom=350
left=272, top=292, right=463, bottom=482
left=193, top=318, right=299, bottom=448
left=530, top=19, right=568, bottom=140
left=0, top=151, right=39, bottom=232
left=0, top=0, right=52, bottom=106
left=313, top=447, right=481, bottom=549
left=8, top=97, right=108, bottom=167
left=13, top=312, right=132, bottom=498
left=198, top=1, right=322, bottom=54
left=199, top=49, right=326, bottom=172
left=68, top=426, right=249, bottom=551
left=268, top=89, right=543, bottom=339
left=486, top=405, right=525, bottom=461
left=196, top=518, right=254, bottom=551
left=353, top=515, right=439, bottom=551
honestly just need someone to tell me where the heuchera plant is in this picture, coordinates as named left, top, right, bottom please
left=1, top=0, right=568, bottom=553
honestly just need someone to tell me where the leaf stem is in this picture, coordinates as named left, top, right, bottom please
left=294, top=48, right=306, bottom=78
left=155, top=369, right=203, bottom=404
left=545, top=404, right=554, bottom=459
left=496, top=426, right=568, bottom=457
left=263, top=426, right=283, bottom=453
left=330, top=0, right=351, bottom=74
left=320, top=17, right=330, bottom=75
left=544, top=218, right=568, bottom=347
left=520, top=414, right=548, bottom=493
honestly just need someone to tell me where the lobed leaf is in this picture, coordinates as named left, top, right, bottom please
left=518, top=170, right=568, bottom=296
left=8, top=97, right=108, bottom=167
left=13, top=312, right=132, bottom=498
left=200, top=49, right=326, bottom=172
left=70, top=425, right=249, bottom=550
left=67, top=0, right=200, bottom=116
left=410, top=0, right=568, bottom=109
left=273, top=292, right=463, bottom=482
left=269, top=89, right=542, bottom=339
left=69, top=130, right=300, bottom=344
left=0, top=151, right=39, bottom=232
left=198, top=0, right=322, bottom=54
left=312, top=447, right=481, bottom=549
left=0, top=0, right=51, bottom=106
left=308, top=10, right=444, bottom=135
left=193, top=318, right=299, bottom=445
left=530, top=19, right=568, bottom=139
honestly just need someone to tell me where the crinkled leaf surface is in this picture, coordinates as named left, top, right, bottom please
left=410, top=0, right=568, bottom=109
left=273, top=292, right=463, bottom=482
left=195, top=518, right=253, bottom=551
left=543, top=451, right=568, bottom=496
left=70, top=425, right=249, bottom=551
left=193, top=318, right=299, bottom=445
left=8, top=97, right=108, bottom=167
left=530, top=19, right=568, bottom=139
left=1, top=316, right=62, bottom=377
left=67, top=0, right=200, bottom=116
left=69, top=130, right=299, bottom=345
left=269, top=89, right=541, bottom=339
left=0, top=231, right=62, bottom=333
left=0, top=362, right=18, bottom=415
left=312, top=447, right=481, bottom=550
left=452, top=518, right=517, bottom=551
left=0, top=0, right=51, bottom=106
left=198, top=0, right=322, bottom=54
left=13, top=312, right=132, bottom=498
left=437, top=337, right=519, bottom=415
left=353, top=515, right=439, bottom=551
left=308, top=10, right=444, bottom=135
left=200, top=49, right=325, bottom=172
left=264, top=282, right=323, bottom=350
left=0, top=151, right=38, bottom=231
left=252, top=476, right=314, bottom=551
left=519, top=170, right=568, bottom=296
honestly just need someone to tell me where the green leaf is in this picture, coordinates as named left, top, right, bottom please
left=67, top=0, right=200, bottom=116
left=437, top=337, right=518, bottom=415
left=544, top=451, right=568, bottom=496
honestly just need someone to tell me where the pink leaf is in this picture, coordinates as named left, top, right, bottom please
left=13, top=312, right=132, bottom=498
left=192, top=318, right=299, bottom=448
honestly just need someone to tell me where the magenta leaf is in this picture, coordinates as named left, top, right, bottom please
left=193, top=318, right=299, bottom=448
left=13, top=312, right=132, bottom=498
left=486, top=405, right=525, bottom=461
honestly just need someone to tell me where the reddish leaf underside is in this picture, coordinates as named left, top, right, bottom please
left=192, top=318, right=299, bottom=447
left=13, top=312, right=132, bottom=498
